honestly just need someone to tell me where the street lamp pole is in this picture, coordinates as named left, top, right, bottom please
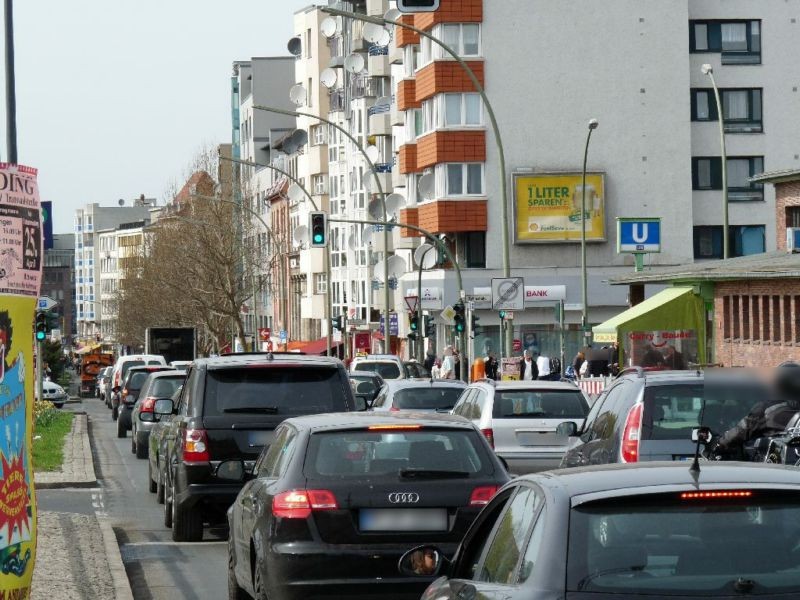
left=702, top=64, right=729, bottom=259
left=581, top=119, right=599, bottom=342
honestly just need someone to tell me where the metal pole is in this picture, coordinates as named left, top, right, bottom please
left=559, top=299, right=565, bottom=378
left=706, top=68, right=729, bottom=259
left=580, top=121, right=597, bottom=345
left=416, top=245, right=433, bottom=363
left=35, top=339, right=42, bottom=408
left=4, top=0, right=17, bottom=163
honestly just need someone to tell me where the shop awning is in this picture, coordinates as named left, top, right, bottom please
left=592, top=287, right=704, bottom=344
left=76, top=344, right=102, bottom=355
left=293, top=337, right=342, bottom=355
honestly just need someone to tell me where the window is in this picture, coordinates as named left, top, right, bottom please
left=444, top=93, right=482, bottom=126
left=787, top=206, right=800, bottom=229
left=691, top=156, right=764, bottom=200
left=690, top=20, right=761, bottom=64
left=311, top=124, right=326, bottom=146
left=312, top=174, right=328, bottom=195
left=463, top=232, right=486, bottom=268
left=438, top=163, right=484, bottom=197
left=693, top=225, right=765, bottom=259
left=690, top=88, right=762, bottom=132
left=420, top=23, right=481, bottom=65
left=314, top=272, right=327, bottom=295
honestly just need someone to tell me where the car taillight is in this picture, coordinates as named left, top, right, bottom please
left=481, top=428, right=494, bottom=449
left=272, top=489, right=338, bottom=519
left=389, top=406, right=400, bottom=412
left=140, top=397, right=157, bottom=413
left=621, top=403, right=643, bottom=463
left=469, top=486, right=498, bottom=506
left=681, top=490, right=752, bottom=500
left=181, top=428, right=210, bottom=463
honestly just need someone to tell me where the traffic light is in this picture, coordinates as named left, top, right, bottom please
left=35, top=312, right=47, bottom=342
left=424, top=315, right=435, bottom=338
left=409, top=313, right=419, bottom=333
left=471, top=313, right=482, bottom=337
left=453, top=302, right=465, bottom=334
left=309, top=212, right=328, bottom=248
left=499, top=310, right=506, bottom=321
left=331, top=315, right=343, bottom=331
left=397, top=0, right=440, bottom=12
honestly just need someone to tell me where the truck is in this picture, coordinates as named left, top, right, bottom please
left=145, top=327, right=197, bottom=365
left=80, top=352, right=115, bottom=397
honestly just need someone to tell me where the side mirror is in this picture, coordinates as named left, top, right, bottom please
left=556, top=421, right=579, bottom=437
left=139, top=411, right=155, bottom=422
left=398, top=545, right=446, bottom=578
left=354, top=395, right=368, bottom=412
left=216, top=460, right=245, bottom=482
left=692, top=426, right=713, bottom=445
left=153, top=398, right=175, bottom=415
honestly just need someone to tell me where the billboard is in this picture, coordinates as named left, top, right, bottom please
left=513, top=172, right=605, bottom=243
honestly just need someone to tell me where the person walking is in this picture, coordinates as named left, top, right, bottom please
left=441, top=347, right=456, bottom=380
left=485, top=352, right=499, bottom=380
left=453, top=349, right=461, bottom=380
left=536, top=354, right=551, bottom=380
left=573, top=351, right=586, bottom=378
left=431, top=359, right=442, bottom=379
left=519, top=350, right=538, bottom=381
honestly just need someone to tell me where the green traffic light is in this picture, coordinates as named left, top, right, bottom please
left=313, top=234, right=323, bottom=243
left=36, top=331, right=46, bottom=341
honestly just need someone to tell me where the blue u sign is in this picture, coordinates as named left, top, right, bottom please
left=618, top=219, right=661, bottom=253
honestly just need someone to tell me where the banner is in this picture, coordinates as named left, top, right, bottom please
left=0, top=163, right=42, bottom=596
left=513, top=172, right=605, bottom=243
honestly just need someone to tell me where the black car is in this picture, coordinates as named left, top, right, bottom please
left=559, top=368, right=771, bottom=467
left=156, top=352, right=364, bottom=542
left=225, top=412, right=509, bottom=600
left=116, top=365, right=176, bottom=438
left=399, top=461, right=800, bottom=599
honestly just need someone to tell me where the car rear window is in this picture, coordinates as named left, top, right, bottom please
left=393, top=387, right=463, bottom=411
left=568, top=490, right=800, bottom=594
left=305, top=429, right=494, bottom=478
left=493, top=390, right=588, bottom=419
left=127, top=371, right=151, bottom=390
left=203, top=366, right=349, bottom=416
left=150, top=377, right=184, bottom=398
left=354, top=362, right=401, bottom=379
left=121, top=360, right=144, bottom=378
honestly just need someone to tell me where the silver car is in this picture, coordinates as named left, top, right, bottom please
left=451, top=380, right=590, bottom=475
left=370, top=379, right=466, bottom=412
left=130, top=371, right=185, bottom=459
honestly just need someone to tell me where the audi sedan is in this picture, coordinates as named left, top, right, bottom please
left=225, top=412, right=510, bottom=600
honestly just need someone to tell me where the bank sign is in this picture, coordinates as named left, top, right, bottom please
left=513, top=172, right=605, bottom=243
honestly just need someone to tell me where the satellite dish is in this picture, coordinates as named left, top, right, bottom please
left=287, top=36, right=302, bottom=57
left=118, top=198, right=125, bottom=206
left=385, top=193, right=407, bottom=218
left=288, top=183, right=306, bottom=204
left=417, top=173, right=435, bottom=201
left=291, top=128, right=309, bottom=149
left=293, top=225, right=309, bottom=246
left=414, top=243, right=438, bottom=269
left=347, top=234, right=359, bottom=251
left=384, top=8, right=401, bottom=22
left=344, top=53, right=365, bottom=74
left=363, top=22, right=388, bottom=44
left=289, top=84, right=307, bottom=106
left=282, top=136, right=299, bottom=155
left=362, top=225, right=374, bottom=245
left=367, top=198, right=383, bottom=220
left=365, top=145, right=380, bottom=163
left=320, top=17, right=337, bottom=39
left=386, top=255, right=408, bottom=279
left=377, top=28, right=392, bottom=47
left=320, top=68, right=338, bottom=89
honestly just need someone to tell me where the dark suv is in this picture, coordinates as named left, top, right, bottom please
left=156, top=352, right=363, bottom=542
left=559, top=368, right=772, bottom=467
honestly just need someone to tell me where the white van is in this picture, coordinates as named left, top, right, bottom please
left=350, top=354, right=406, bottom=379
left=109, top=354, right=166, bottom=419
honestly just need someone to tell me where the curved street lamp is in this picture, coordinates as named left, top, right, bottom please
left=701, top=63, right=729, bottom=259
left=581, top=118, right=599, bottom=341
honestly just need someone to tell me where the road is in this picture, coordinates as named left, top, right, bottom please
left=37, top=397, right=228, bottom=599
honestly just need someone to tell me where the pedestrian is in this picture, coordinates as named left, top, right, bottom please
left=485, top=352, right=499, bottom=380
left=431, top=359, right=442, bottom=379
left=536, top=354, right=551, bottom=380
left=453, top=348, right=461, bottom=380
left=662, top=344, right=686, bottom=370
left=641, top=343, right=666, bottom=368
left=519, top=350, right=538, bottom=381
left=573, top=351, right=586, bottom=377
left=423, top=351, right=436, bottom=373
left=441, top=347, right=455, bottom=380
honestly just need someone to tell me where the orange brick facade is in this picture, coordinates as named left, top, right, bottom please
left=415, top=0, right=483, bottom=29
left=417, top=200, right=487, bottom=234
left=416, top=131, right=486, bottom=170
left=394, top=15, right=420, bottom=47
left=775, top=181, right=800, bottom=251
left=399, top=207, right=419, bottom=238
left=399, top=144, right=418, bottom=174
left=396, top=79, right=421, bottom=111
left=415, top=61, right=485, bottom=103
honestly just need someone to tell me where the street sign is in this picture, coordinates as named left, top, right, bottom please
left=404, top=295, right=419, bottom=313
left=37, top=296, right=58, bottom=311
left=258, top=327, right=271, bottom=341
left=492, top=277, right=524, bottom=310
left=504, top=311, right=514, bottom=319
left=440, top=305, right=456, bottom=325
left=617, top=218, right=661, bottom=253
left=379, top=313, right=399, bottom=336
left=279, top=330, right=287, bottom=343
left=332, top=329, right=342, bottom=343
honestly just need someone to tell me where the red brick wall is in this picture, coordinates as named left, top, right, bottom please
left=775, top=181, right=800, bottom=251
left=416, top=0, right=483, bottom=29
left=399, top=144, right=418, bottom=174
left=415, top=61, right=485, bottom=103
left=395, top=15, right=420, bottom=47
left=714, top=280, right=800, bottom=367
left=417, top=200, right=487, bottom=234
left=416, top=130, right=486, bottom=169
left=397, top=79, right=421, bottom=111
left=399, top=207, right=419, bottom=238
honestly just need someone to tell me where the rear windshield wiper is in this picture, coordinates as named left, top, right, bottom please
left=223, top=406, right=280, bottom=414
left=399, top=468, right=469, bottom=479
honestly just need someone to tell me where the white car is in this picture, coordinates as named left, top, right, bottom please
left=350, top=354, right=407, bottom=379
left=38, top=380, right=69, bottom=408
left=109, top=354, right=167, bottom=420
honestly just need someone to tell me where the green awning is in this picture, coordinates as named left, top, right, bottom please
left=592, top=286, right=704, bottom=345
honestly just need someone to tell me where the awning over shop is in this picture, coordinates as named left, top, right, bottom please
left=592, top=286, right=705, bottom=345
left=293, top=337, right=342, bottom=355
left=76, top=344, right=102, bottom=355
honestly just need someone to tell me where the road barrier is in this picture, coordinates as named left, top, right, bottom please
left=577, top=376, right=612, bottom=398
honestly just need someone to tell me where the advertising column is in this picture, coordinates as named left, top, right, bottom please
left=0, top=163, right=42, bottom=595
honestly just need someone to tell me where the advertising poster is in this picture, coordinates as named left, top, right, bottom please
left=0, top=163, right=42, bottom=596
left=626, top=330, right=698, bottom=370
left=513, top=172, right=605, bottom=243
left=500, top=357, right=520, bottom=381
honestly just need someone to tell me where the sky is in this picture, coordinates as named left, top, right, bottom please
left=2, top=0, right=312, bottom=233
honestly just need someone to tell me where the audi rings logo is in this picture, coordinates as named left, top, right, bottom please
left=388, top=492, right=420, bottom=504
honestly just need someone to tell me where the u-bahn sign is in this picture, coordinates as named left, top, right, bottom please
left=617, top=218, right=661, bottom=253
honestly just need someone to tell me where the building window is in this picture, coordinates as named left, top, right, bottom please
left=314, top=273, right=327, bottom=295
left=691, top=156, right=764, bottom=201
left=420, top=23, right=481, bottom=64
left=311, top=124, right=326, bottom=146
left=690, top=20, right=761, bottom=64
left=786, top=206, right=800, bottom=229
left=438, top=163, right=484, bottom=197
left=312, top=174, right=328, bottom=195
left=691, top=88, right=762, bottom=133
left=444, top=93, right=482, bottom=126
left=693, top=225, right=765, bottom=259
left=463, top=232, right=486, bottom=268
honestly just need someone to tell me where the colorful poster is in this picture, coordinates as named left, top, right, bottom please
left=626, top=330, right=699, bottom=370
left=0, top=162, right=42, bottom=596
left=513, top=172, right=605, bottom=243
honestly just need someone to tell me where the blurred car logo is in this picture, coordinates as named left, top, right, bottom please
left=388, top=492, right=419, bottom=504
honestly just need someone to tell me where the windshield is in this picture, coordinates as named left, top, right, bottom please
left=353, top=362, right=402, bottom=379
left=150, top=377, right=184, bottom=398
left=568, top=490, right=800, bottom=595
left=493, top=390, right=588, bottom=419
left=203, top=366, right=349, bottom=416
left=393, top=387, right=463, bottom=411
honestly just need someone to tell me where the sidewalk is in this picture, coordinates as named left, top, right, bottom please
left=34, top=413, right=95, bottom=488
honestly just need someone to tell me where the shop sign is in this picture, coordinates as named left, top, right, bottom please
left=523, top=285, right=566, bottom=302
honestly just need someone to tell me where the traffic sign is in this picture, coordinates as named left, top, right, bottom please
left=38, top=296, right=58, bottom=311
left=279, top=330, right=287, bottom=343
left=258, top=327, right=271, bottom=341
left=404, top=295, right=419, bottom=313
left=617, top=218, right=661, bottom=253
left=440, top=305, right=456, bottom=326
left=491, top=277, right=524, bottom=310
left=513, top=339, right=522, bottom=352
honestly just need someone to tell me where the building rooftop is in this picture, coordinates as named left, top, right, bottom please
left=751, top=168, right=800, bottom=184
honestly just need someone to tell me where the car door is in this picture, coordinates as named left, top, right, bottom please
left=164, top=368, right=194, bottom=485
left=582, top=381, right=631, bottom=465
left=561, top=387, right=612, bottom=467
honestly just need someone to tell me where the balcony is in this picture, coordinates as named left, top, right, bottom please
left=351, top=74, right=388, bottom=100
left=368, top=108, right=391, bottom=136
left=368, top=44, right=390, bottom=77
left=329, top=89, right=345, bottom=112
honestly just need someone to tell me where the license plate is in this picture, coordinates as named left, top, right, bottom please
left=359, top=508, right=447, bottom=532
left=673, top=455, right=693, bottom=461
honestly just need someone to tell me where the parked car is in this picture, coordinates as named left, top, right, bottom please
left=371, top=379, right=466, bottom=413
left=351, top=354, right=407, bottom=379
left=109, top=354, right=167, bottom=420
left=225, top=412, right=510, bottom=600
left=398, top=461, right=800, bottom=599
left=404, top=360, right=430, bottom=378
left=452, top=380, right=591, bottom=475
left=38, top=380, right=68, bottom=408
left=97, top=366, right=113, bottom=400
left=130, top=370, right=185, bottom=458
left=116, top=365, right=176, bottom=438
left=558, top=368, right=771, bottom=468
left=157, top=352, right=365, bottom=542
left=148, top=385, right=183, bottom=504
left=348, top=372, right=385, bottom=408
left=169, top=360, right=192, bottom=371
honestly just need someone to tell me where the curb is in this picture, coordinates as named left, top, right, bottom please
left=99, top=519, right=135, bottom=600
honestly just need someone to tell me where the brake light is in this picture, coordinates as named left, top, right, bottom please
left=140, top=397, right=157, bottom=413
left=389, top=406, right=400, bottom=412
left=681, top=491, right=752, bottom=500
left=181, top=428, right=210, bottom=463
left=469, top=486, right=498, bottom=506
left=367, top=424, right=421, bottom=431
left=620, top=403, right=643, bottom=463
left=272, top=489, right=338, bottom=519
left=481, top=428, right=494, bottom=449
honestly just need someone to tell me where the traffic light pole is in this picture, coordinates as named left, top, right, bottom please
left=416, top=245, right=434, bottom=363
left=35, top=339, right=42, bottom=406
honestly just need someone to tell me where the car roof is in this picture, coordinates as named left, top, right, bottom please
left=144, top=370, right=185, bottom=379
left=191, top=353, right=344, bottom=370
left=116, top=354, right=164, bottom=363
left=472, top=380, right=584, bottom=391
left=526, top=461, right=800, bottom=499
left=283, top=411, right=473, bottom=432
left=352, top=355, right=400, bottom=361
left=384, top=379, right=466, bottom=390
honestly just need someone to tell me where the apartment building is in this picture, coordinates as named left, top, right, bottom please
left=42, top=233, right=75, bottom=341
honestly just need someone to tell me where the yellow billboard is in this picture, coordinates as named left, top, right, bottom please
left=513, top=172, right=606, bottom=243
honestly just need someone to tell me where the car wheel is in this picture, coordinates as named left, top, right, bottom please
left=228, top=540, right=249, bottom=600
left=253, top=564, right=269, bottom=600
left=135, top=432, right=148, bottom=459
left=171, top=479, right=202, bottom=542
left=148, top=460, right=157, bottom=494
left=163, top=469, right=173, bottom=528
left=112, top=405, right=118, bottom=421
left=116, top=416, right=126, bottom=438
left=156, top=460, right=165, bottom=504
left=53, top=403, right=64, bottom=409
